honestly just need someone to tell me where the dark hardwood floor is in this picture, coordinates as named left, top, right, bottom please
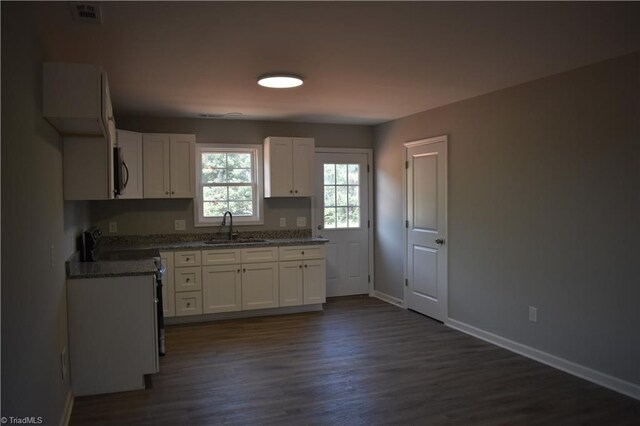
left=70, top=296, right=640, bottom=425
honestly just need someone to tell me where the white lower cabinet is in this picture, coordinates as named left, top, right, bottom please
left=176, top=291, right=203, bottom=316
left=164, top=245, right=325, bottom=319
left=279, top=261, right=304, bottom=307
left=242, top=262, right=279, bottom=310
left=202, top=264, right=242, bottom=313
left=302, top=259, right=326, bottom=304
left=279, top=259, right=326, bottom=307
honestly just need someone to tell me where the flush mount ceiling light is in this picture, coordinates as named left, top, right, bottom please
left=257, top=74, right=304, bottom=89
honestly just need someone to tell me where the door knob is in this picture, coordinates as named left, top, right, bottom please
left=317, top=225, right=322, bottom=230
left=435, top=238, right=445, bottom=245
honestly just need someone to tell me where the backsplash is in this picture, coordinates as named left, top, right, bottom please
left=100, top=229, right=312, bottom=248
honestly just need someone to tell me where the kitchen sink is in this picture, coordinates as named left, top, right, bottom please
left=205, top=238, right=267, bottom=245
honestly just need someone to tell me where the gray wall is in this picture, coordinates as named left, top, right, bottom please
left=91, top=117, right=372, bottom=234
left=373, top=53, right=640, bottom=385
left=1, top=3, right=90, bottom=422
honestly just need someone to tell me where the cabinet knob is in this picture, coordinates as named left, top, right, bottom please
left=243, top=268, right=246, bottom=273
left=299, top=264, right=302, bottom=269
left=172, top=191, right=175, bottom=195
left=165, top=191, right=169, bottom=195
left=237, top=269, right=240, bottom=273
left=302, top=251, right=305, bottom=255
left=187, top=302, right=191, bottom=307
left=305, top=264, right=308, bottom=268
left=186, top=257, right=190, bottom=261
left=289, top=190, right=293, bottom=194
left=186, top=278, right=190, bottom=282
left=294, top=190, right=298, bottom=193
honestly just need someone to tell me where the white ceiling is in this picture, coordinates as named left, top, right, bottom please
left=35, top=2, right=640, bottom=125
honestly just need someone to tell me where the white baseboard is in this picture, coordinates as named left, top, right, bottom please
left=372, top=291, right=404, bottom=308
left=446, top=318, right=640, bottom=401
left=59, top=389, right=74, bottom=426
left=165, top=304, right=323, bottom=325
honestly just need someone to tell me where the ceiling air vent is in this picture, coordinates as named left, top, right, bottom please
left=70, top=2, right=103, bottom=25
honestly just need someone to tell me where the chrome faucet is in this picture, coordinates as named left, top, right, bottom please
left=221, top=211, right=233, bottom=241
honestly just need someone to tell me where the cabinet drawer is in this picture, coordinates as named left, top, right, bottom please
left=241, top=247, right=279, bottom=263
left=174, top=266, right=202, bottom=292
left=202, top=248, right=241, bottom=266
left=174, top=251, right=201, bottom=267
left=175, top=291, right=202, bottom=316
left=278, top=245, right=325, bottom=261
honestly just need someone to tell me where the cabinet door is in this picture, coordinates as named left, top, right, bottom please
left=202, top=265, right=242, bottom=314
left=264, top=137, right=293, bottom=197
left=160, top=252, right=175, bottom=317
left=303, top=259, right=326, bottom=305
left=174, top=266, right=202, bottom=292
left=242, top=262, right=279, bottom=310
left=279, top=261, right=303, bottom=307
left=143, top=134, right=171, bottom=198
left=101, top=71, right=117, bottom=149
left=292, top=138, right=315, bottom=196
left=117, top=130, right=143, bottom=199
left=169, top=134, right=196, bottom=198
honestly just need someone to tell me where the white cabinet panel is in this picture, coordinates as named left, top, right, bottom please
left=117, top=130, right=143, bottom=199
left=174, top=266, right=202, bottom=292
left=241, top=247, right=279, bottom=263
left=242, top=262, right=279, bottom=310
left=174, top=251, right=201, bottom=267
left=278, top=245, right=326, bottom=261
left=143, top=133, right=171, bottom=198
left=279, top=261, right=303, bottom=307
left=202, top=249, right=241, bottom=266
left=303, top=259, right=326, bottom=305
left=202, top=265, right=242, bottom=314
left=169, top=134, right=196, bottom=198
left=264, top=137, right=314, bottom=198
left=175, top=291, right=203, bottom=316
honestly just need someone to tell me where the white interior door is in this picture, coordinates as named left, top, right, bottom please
left=405, top=137, right=448, bottom=321
left=315, top=152, right=369, bottom=296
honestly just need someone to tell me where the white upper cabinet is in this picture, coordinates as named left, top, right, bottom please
left=143, top=133, right=195, bottom=198
left=264, top=137, right=315, bottom=197
left=43, top=62, right=116, bottom=147
left=116, top=130, right=143, bottom=199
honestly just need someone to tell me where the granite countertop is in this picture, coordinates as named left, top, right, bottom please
left=66, top=230, right=329, bottom=279
left=66, top=256, right=158, bottom=280
left=104, top=237, right=329, bottom=252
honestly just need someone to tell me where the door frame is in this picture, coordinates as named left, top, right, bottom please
left=312, top=147, right=375, bottom=296
left=403, top=135, right=448, bottom=319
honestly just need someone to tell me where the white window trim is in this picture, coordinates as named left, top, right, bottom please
left=194, top=143, right=264, bottom=227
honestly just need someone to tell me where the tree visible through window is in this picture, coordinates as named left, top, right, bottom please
left=323, top=163, right=360, bottom=228
left=195, top=145, right=263, bottom=226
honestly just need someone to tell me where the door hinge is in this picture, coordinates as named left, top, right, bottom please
left=367, top=219, right=370, bottom=229
left=405, top=278, right=408, bottom=287
left=405, top=161, right=409, bottom=169
left=405, top=220, right=409, bottom=228
left=367, top=164, right=370, bottom=173
left=368, top=275, right=371, bottom=283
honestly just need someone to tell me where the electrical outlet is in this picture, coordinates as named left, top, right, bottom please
left=61, top=346, right=68, bottom=381
left=529, top=306, right=538, bottom=323
left=108, top=221, right=118, bottom=233
left=175, top=219, right=186, bottom=231
left=279, top=218, right=286, bottom=227
left=296, top=216, right=306, bottom=227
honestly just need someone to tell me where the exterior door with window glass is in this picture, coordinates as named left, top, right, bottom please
left=315, top=152, right=369, bottom=296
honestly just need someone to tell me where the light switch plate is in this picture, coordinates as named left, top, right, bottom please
left=296, top=217, right=306, bottom=227
left=108, top=221, right=117, bottom=233
left=529, top=306, right=538, bottom=323
left=175, top=219, right=186, bottom=231
left=279, top=218, right=286, bottom=227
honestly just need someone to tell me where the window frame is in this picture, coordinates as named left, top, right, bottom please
left=194, top=143, right=264, bottom=227
left=322, top=162, right=363, bottom=230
